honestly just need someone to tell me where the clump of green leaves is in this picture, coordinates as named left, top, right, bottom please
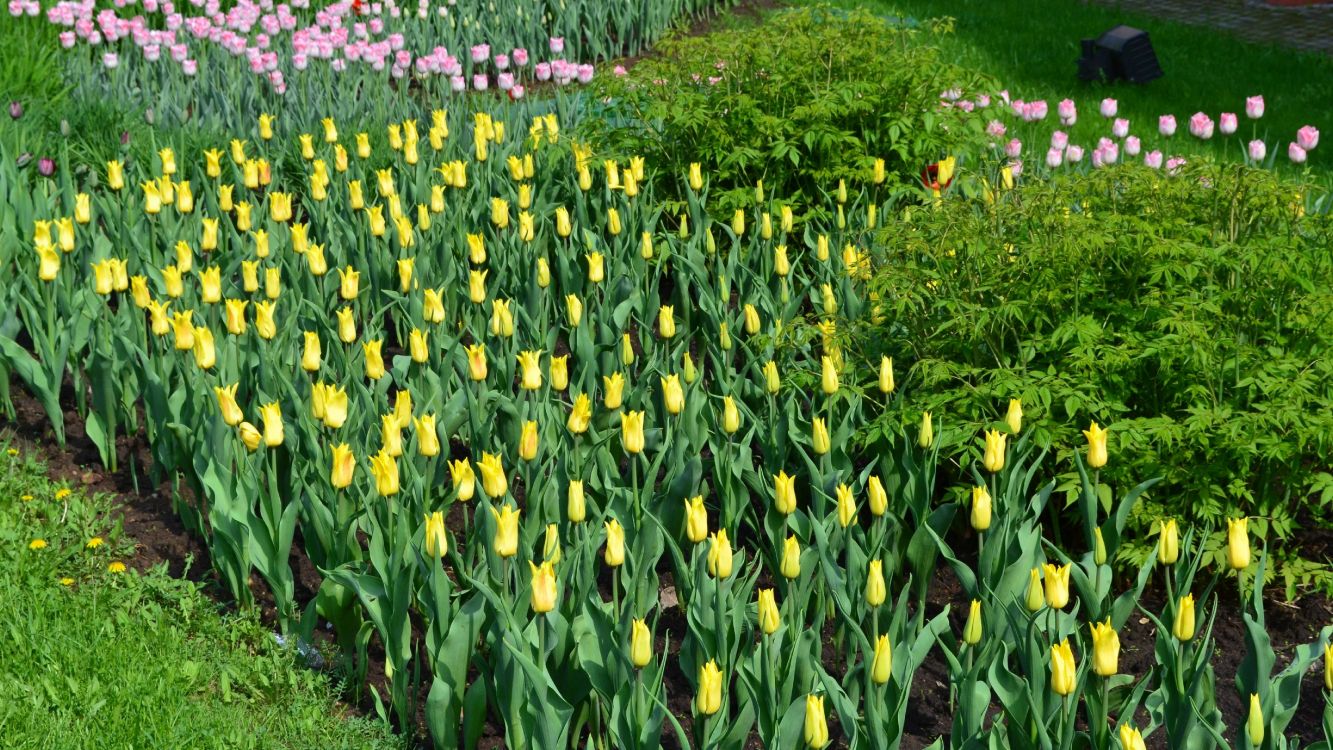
left=857, top=160, right=1333, bottom=597
left=588, top=5, right=989, bottom=214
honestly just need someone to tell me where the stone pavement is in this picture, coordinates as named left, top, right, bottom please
left=1086, top=0, right=1333, bottom=54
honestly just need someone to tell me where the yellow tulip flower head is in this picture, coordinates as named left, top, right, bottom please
left=1083, top=421, right=1109, bottom=469
left=478, top=453, right=508, bottom=499
left=491, top=504, right=519, bottom=557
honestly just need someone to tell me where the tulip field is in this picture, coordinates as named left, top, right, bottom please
left=4, top=2, right=1333, bottom=749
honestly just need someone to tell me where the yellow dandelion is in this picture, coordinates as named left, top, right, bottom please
left=107, top=561, right=127, bottom=574
left=55, top=488, right=72, bottom=500
left=29, top=539, right=47, bottom=550
left=21, top=494, right=34, bottom=502
left=6, top=448, right=17, bottom=456
left=86, top=537, right=104, bottom=550
left=59, top=577, right=74, bottom=586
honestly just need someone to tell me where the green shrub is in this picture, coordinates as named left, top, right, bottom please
left=587, top=6, right=990, bottom=214
left=856, top=160, right=1333, bottom=596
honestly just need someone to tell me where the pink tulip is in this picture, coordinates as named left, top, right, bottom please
left=975, top=94, right=991, bottom=108
left=1159, top=115, right=1177, bottom=137
left=450, top=75, right=465, bottom=92
left=1124, top=136, right=1141, bottom=156
left=1112, top=118, right=1129, bottom=139
left=1091, top=149, right=1105, bottom=169
left=1066, top=145, right=1084, bottom=163
left=512, top=48, right=529, bottom=66
left=1245, top=95, right=1264, bottom=119
left=497, top=72, right=514, bottom=90
left=940, top=88, right=962, bottom=101
left=549, top=36, right=564, bottom=53
left=470, top=44, right=489, bottom=63
left=1050, top=130, right=1068, bottom=150
left=1058, top=98, right=1076, bottom=125
left=1297, top=125, right=1319, bottom=150
left=986, top=120, right=1006, bottom=138
left=494, top=53, right=509, bottom=70
left=957, top=100, right=975, bottom=113
left=1005, top=138, right=1022, bottom=158
left=1289, top=142, right=1308, bottom=164
left=1100, top=97, right=1117, bottom=118
left=613, top=64, right=627, bottom=77
left=534, top=62, right=551, bottom=81
left=472, top=73, right=487, bottom=90
left=998, top=89, right=1010, bottom=104
left=509, top=84, right=525, bottom=100
left=182, top=59, right=197, bottom=75
left=1102, top=142, right=1119, bottom=164
left=1046, top=146, right=1064, bottom=168
left=1008, top=160, right=1023, bottom=177
left=1144, top=150, right=1164, bottom=169
left=1219, top=113, right=1237, bottom=135
left=1247, top=140, right=1266, bottom=162
left=1028, top=100, right=1048, bottom=121
left=1009, top=98, right=1025, bottom=117
left=1188, top=112, right=1214, bottom=139
left=577, top=64, right=594, bottom=84
left=102, top=51, right=119, bottom=68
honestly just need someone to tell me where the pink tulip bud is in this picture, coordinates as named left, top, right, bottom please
left=1112, top=118, right=1129, bottom=139
left=1159, top=115, right=1177, bottom=137
left=1188, top=112, right=1214, bottom=140
left=472, top=73, right=488, bottom=90
left=509, top=84, right=525, bottom=100
left=613, top=64, right=627, bottom=77
left=975, top=94, right=990, bottom=108
left=1008, top=160, right=1023, bottom=177
left=549, top=36, right=563, bottom=53
left=102, top=52, right=119, bottom=68
left=1144, top=150, right=1164, bottom=169
left=1058, top=98, right=1076, bottom=125
left=450, top=75, right=465, bottom=92
left=37, top=157, right=55, bottom=176
left=1289, top=142, right=1308, bottom=164
left=1050, top=130, right=1068, bottom=150
left=8, top=100, right=21, bottom=120
left=1100, top=98, right=1117, bottom=118
left=1005, top=138, right=1022, bottom=158
left=1046, top=147, right=1063, bottom=168
left=1219, top=113, right=1237, bottom=135
left=1245, top=95, right=1264, bottom=119
left=1066, top=145, right=1084, bottom=163
left=1166, top=156, right=1187, bottom=174
left=1297, top=125, right=1319, bottom=150
left=1124, top=136, right=1141, bottom=156
left=1247, top=140, right=1266, bottom=162
left=986, top=120, right=1006, bottom=138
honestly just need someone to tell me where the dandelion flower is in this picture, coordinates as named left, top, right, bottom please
left=55, top=488, right=72, bottom=500
left=6, top=448, right=17, bottom=456
left=86, top=537, right=104, bottom=550
left=21, top=494, right=33, bottom=502
left=29, top=539, right=47, bottom=550
left=59, top=577, right=74, bottom=586
left=107, top=562, right=127, bottom=574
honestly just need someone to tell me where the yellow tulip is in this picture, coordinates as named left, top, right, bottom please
left=1025, top=568, right=1045, bottom=612
left=130, top=276, right=152, bottom=308
left=542, top=521, right=560, bottom=563
left=323, top=385, right=348, bottom=429
left=1043, top=563, right=1071, bottom=609
left=409, top=328, right=429, bottom=363
left=871, top=634, right=893, bottom=684
left=362, top=339, right=385, bottom=380
left=708, top=529, right=733, bottom=578
left=415, top=414, right=440, bottom=457
left=567, top=480, right=586, bottom=523
left=106, top=160, right=125, bottom=190
left=963, top=599, right=983, bottom=645
left=91, top=260, right=114, bottom=295
left=335, top=307, right=356, bottom=344
left=835, top=484, right=857, bottom=528
left=393, top=390, right=412, bottom=430
left=873, top=157, right=886, bottom=184
left=192, top=327, right=216, bottom=369
left=621, top=333, right=635, bottom=366
left=696, top=660, right=722, bottom=715
left=330, top=444, right=355, bottom=488
left=238, top=421, right=262, bottom=452
left=867, top=475, right=888, bottom=517
left=1089, top=618, right=1119, bottom=677
left=1005, top=399, right=1023, bottom=434
left=773, top=244, right=789, bottom=277
left=774, top=471, right=797, bottom=515
left=519, top=420, right=539, bottom=462
left=780, top=535, right=801, bottom=579
left=1158, top=519, right=1180, bottom=565
left=444, top=459, right=474, bottom=502
left=657, top=305, right=676, bottom=339
left=1227, top=517, right=1251, bottom=570
left=630, top=619, right=652, bottom=668
left=983, top=429, right=1006, bottom=473
left=214, top=383, right=243, bottom=426
left=661, top=374, right=684, bottom=416
left=803, top=695, right=829, bottom=749
left=866, top=559, right=886, bottom=607
left=678, top=495, right=708, bottom=543
left=1324, top=643, right=1333, bottom=691
left=255, top=300, right=277, bottom=340
left=356, top=132, right=370, bottom=159
left=146, top=301, right=171, bottom=336
left=688, top=163, right=703, bottom=191
left=529, top=560, right=557, bottom=614
left=338, top=266, right=360, bottom=300
left=918, top=411, right=934, bottom=448
left=478, top=453, right=508, bottom=498
left=381, top=414, right=404, bottom=458
left=820, top=355, right=839, bottom=395
left=1173, top=594, right=1196, bottom=641
left=235, top=201, right=253, bottom=232
left=876, top=356, right=895, bottom=394
left=422, top=288, right=445, bottom=324
left=812, top=417, right=830, bottom=455
left=586, top=252, right=605, bottom=283
left=720, top=397, right=740, bottom=435
left=36, top=244, right=60, bottom=281
left=971, top=486, right=992, bottom=532
left=1119, top=725, right=1147, bottom=750
left=621, top=410, right=646, bottom=454
left=549, top=355, right=569, bottom=392
left=1083, top=421, right=1109, bottom=469
left=731, top=209, right=745, bottom=236
left=743, top=304, right=761, bottom=336
left=423, top=511, right=448, bottom=559
left=491, top=504, right=519, bottom=557
left=567, top=393, right=592, bottom=435
left=489, top=299, right=514, bottom=338
left=763, top=360, right=781, bottom=394
left=466, top=343, right=487, bottom=381
left=369, top=449, right=399, bottom=496
left=171, top=310, right=195, bottom=350
left=141, top=181, right=162, bottom=215
left=603, top=372, right=625, bottom=410
left=1049, top=640, right=1076, bottom=696
left=757, top=588, right=780, bottom=635
left=604, top=518, right=626, bottom=567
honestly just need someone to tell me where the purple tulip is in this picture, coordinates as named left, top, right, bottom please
left=37, top=157, right=55, bottom=176
left=8, top=100, right=21, bottom=120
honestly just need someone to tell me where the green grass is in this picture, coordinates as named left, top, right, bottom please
left=798, top=0, right=1333, bottom=173
left=0, top=442, right=403, bottom=750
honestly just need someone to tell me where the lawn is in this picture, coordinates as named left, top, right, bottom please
left=0, top=444, right=401, bottom=750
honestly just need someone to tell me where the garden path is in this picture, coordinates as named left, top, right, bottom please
left=1086, top=0, right=1333, bottom=54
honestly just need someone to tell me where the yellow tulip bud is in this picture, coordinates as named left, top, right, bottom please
left=878, top=356, right=895, bottom=394
left=621, top=333, right=635, bottom=366
left=688, top=163, right=703, bottom=191
left=708, top=529, right=733, bottom=579
left=567, top=480, right=586, bottom=523
left=918, top=411, right=934, bottom=448
left=621, top=410, right=645, bottom=455
left=743, top=304, right=761, bottom=336
left=1173, top=594, right=1196, bottom=641
left=586, top=252, right=605, bottom=284
left=630, top=619, right=652, bottom=668
left=971, top=486, right=992, bottom=532
left=1026, top=568, right=1045, bottom=612
left=696, top=660, right=722, bottom=715
left=529, top=560, right=557, bottom=614
left=1158, top=519, right=1180, bottom=565
left=757, top=588, right=780, bottom=635
left=519, top=420, right=539, bottom=462
left=423, top=511, right=448, bottom=559
left=983, top=429, right=1006, bottom=473
left=450, top=459, right=476, bottom=501
left=820, top=356, right=839, bottom=395
left=866, top=559, right=886, bottom=607
left=780, top=535, right=801, bottom=579
left=1089, top=618, right=1119, bottom=677
left=1043, top=563, right=1071, bottom=609
left=491, top=504, right=519, bottom=557
left=238, top=421, right=262, bottom=452
left=721, top=397, right=740, bottom=435
left=604, top=518, right=625, bottom=567
left=362, top=339, right=385, bottom=380
left=330, top=443, right=355, bottom=489
left=661, top=373, right=684, bottom=415
left=1049, top=639, right=1076, bottom=696
left=774, top=471, right=797, bottom=515
left=1005, top=398, right=1023, bottom=434
left=658, top=305, right=676, bottom=339
left=684, top=495, right=708, bottom=543
left=870, top=634, right=893, bottom=684
left=803, top=695, right=829, bottom=749
left=1227, top=517, right=1251, bottom=571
